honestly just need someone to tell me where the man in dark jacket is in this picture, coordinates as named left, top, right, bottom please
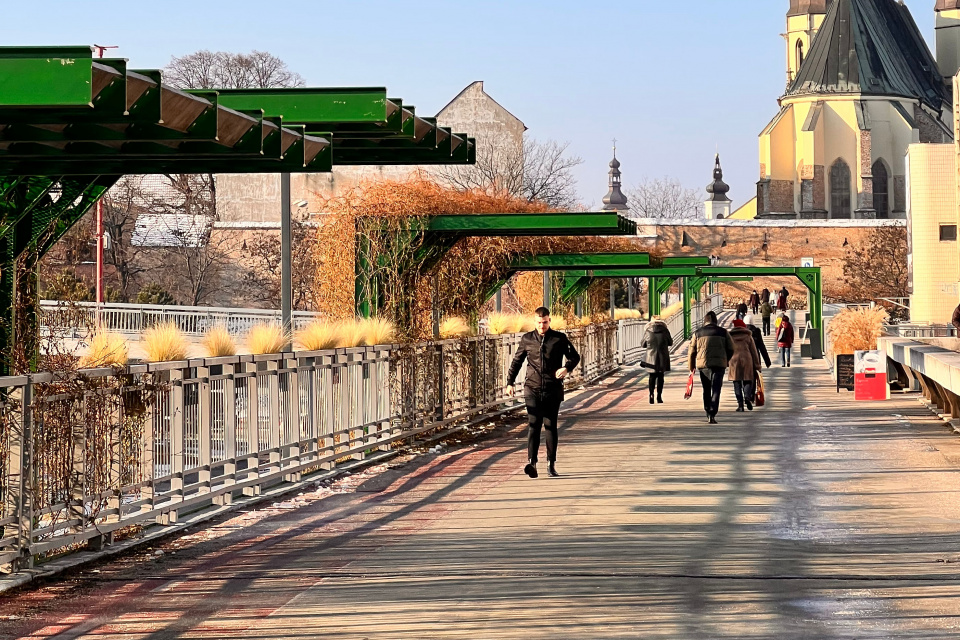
left=507, top=307, right=581, bottom=478
left=744, top=314, right=771, bottom=369
left=736, top=300, right=748, bottom=319
left=641, top=318, right=673, bottom=404
left=687, top=311, right=735, bottom=424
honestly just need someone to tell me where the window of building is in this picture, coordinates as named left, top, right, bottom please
left=796, top=40, right=804, bottom=70
left=830, top=159, right=852, bottom=219
left=940, top=224, right=958, bottom=242
left=872, top=160, right=889, bottom=219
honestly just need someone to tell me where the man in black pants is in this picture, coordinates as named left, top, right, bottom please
left=687, top=311, right=735, bottom=424
left=506, top=307, right=581, bottom=478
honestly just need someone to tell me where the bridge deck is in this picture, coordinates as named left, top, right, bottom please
left=4, top=331, right=960, bottom=638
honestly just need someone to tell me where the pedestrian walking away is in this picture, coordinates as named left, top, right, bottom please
left=507, top=307, right=581, bottom=478
left=760, top=301, right=774, bottom=336
left=729, top=319, right=762, bottom=412
left=641, top=316, right=673, bottom=405
left=736, top=300, right=748, bottom=320
left=761, top=287, right=771, bottom=305
left=748, top=290, right=760, bottom=315
left=776, top=286, right=790, bottom=312
left=776, top=313, right=795, bottom=367
left=744, top=314, right=772, bottom=370
left=687, top=310, right=735, bottom=424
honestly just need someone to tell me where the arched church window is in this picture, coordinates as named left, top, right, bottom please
left=872, top=160, right=889, bottom=219
left=830, top=159, right=852, bottom=219
left=796, top=40, right=804, bottom=70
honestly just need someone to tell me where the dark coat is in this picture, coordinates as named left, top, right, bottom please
left=776, top=288, right=789, bottom=311
left=728, top=327, right=762, bottom=381
left=748, top=324, right=771, bottom=368
left=507, top=329, right=581, bottom=400
left=776, top=320, right=795, bottom=348
left=761, top=288, right=771, bottom=304
left=641, top=321, right=673, bottom=372
left=953, top=304, right=960, bottom=331
left=748, top=292, right=760, bottom=307
left=688, top=324, right=735, bottom=371
left=760, top=302, right=774, bottom=319
left=736, top=302, right=748, bottom=316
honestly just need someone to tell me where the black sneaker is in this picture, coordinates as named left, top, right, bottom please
left=524, top=463, right=538, bottom=478
left=548, top=464, right=559, bottom=477
left=649, top=394, right=655, bottom=404
left=709, top=416, right=718, bottom=424
left=657, top=396, right=664, bottom=404
left=746, top=402, right=753, bottom=411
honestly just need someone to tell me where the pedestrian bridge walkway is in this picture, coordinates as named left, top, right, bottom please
left=3, top=331, right=960, bottom=638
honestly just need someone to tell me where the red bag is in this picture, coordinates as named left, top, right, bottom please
left=684, top=371, right=695, bottom=400
left=755, top=373, right=766, bottom=407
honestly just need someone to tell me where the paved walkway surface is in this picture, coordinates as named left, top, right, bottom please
left=5, top=329, right=960, bottom=638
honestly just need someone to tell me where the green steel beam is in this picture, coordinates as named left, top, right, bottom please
left=0, top=47, right=95, bottom=107
left=426, top=212, right=637, bottom=236
left=212, top=88, right=394, bottom=125
left=511, top=253, right=652, bottom=270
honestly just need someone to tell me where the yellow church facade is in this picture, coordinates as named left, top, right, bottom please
left=753, top=0, right=955, bottom=221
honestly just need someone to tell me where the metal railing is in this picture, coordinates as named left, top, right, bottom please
left=39, top=300, right=321, bottom=337
left=884, top=324, right=957, bottom=339
left=0, top=322, right=622, bottom=573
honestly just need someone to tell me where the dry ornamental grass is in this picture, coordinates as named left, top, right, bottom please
left=247, top=323, right=290, bottom=355
left=79, top=332, right=129, bottom=368
left=202, top=325, right=237, bottom=357
left=827, top=306, right=888, bottom=357
left=142, top=322, right=189, bottom=362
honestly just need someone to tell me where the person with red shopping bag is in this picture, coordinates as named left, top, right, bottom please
left=776, top=314, right=795, bottom=367
left=687, top=311, right=735, bottom=424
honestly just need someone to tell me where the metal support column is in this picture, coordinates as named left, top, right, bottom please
left=609, top=280, right=616, bottom=319
left=280, top=173, right=292, bottom=349
left=543, top=271, right=551, bottom=309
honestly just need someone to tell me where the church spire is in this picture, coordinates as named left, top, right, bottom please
left=601, top=142, right=629, bottom=212
left=704, top=155, right=732, bottom=220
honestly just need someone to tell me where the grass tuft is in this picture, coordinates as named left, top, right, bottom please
left=202, top=325, right=236, bottom=357
left=79, top=331, right=128, bottom=368
left=440, top=316, right=472, bottom=339
left=334, top=320, right=365, bottom=348
left=143, top=322, right=189, bottom=362
left=360, top=318, right=396, bottom=346
left=827, top=306, right=888, bottom=357
left=247, top=323, right=290, bottom=355
left=295, top=320, right=339, bottom=351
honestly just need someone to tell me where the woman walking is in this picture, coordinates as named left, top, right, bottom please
left=776, top=286, right=790, bottom=312
left=641, top=317, right=673, bottom=404
left=776, top=313, right=795, bottom=367
left=729, top=319, right=762, bottom=411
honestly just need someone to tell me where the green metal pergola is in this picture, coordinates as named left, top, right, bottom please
left=0, top=46, right=477, bottom=373
left=498, top=253, right=823, bottom=354
left=355, top=212, right=638, bottom=316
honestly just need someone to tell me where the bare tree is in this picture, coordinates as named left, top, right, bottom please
left=163, top=50, right=305, bottom=90
left=140, top=174, right=237, bottom=306
left=101, top=176, right=150, bottom=301
left=625, top=177, right=703, bottom=220
left=842, top=226, right=909, bottom=301
left=240, top=217, right=318, bottom=310
left=438, top=136, right=583, bottom=210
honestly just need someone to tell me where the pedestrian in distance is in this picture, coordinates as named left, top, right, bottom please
left=729, top=319, right=762, bottom=412
left=760, top=300, right=774, bottom=336
left=641, top=316, right=673, bottom=405
left=743, top=314, right=772, bottom=370
left=776, top=286, right=790, bottom=312
left=736, top=299, right=748, bottom=320
left=748, top=290, right=760, bottom=315
left=761, top=287, right=771, bottom=305
left=952, top=302, right=960, bottom=334
left=687, top=310, right=735, bottom=424
left=776, top=313, right=795, bottom=367
left=506, top=307, right=581, bottom=479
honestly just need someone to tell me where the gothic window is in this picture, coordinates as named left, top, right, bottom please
left=872, top=160, right=889, bottom=219
left=796, top=40, right=804, bottom=70
left=830, top=159, right=852, bottom=219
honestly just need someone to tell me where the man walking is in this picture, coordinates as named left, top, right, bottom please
left=688, top=311, right=735, bottom=424
left=760, top=300, right=774, bottom=336
left=507, top=307, right=581, bottom=478
left=748, top=290, right=760, bottom=315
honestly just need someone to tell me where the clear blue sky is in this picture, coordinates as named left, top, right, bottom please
left=0, top=1, right=937, bottom=209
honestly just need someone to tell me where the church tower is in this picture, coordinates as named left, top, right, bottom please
left=704, top=155, right=732, bottom=220
left=936, top=1, right=960, bottom=80
left=785, top=0, right=830, bottom=85
left=601, top=146, right=629, bottom=212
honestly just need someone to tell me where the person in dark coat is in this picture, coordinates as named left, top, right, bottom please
left=641, top=318, right=673, bottom=404
left=776, top=286, right=789, bottom=312
left=507, top=307, right=581, bottom=478
left=953, top=303, right=960, bottom=334
left=761, top=288, right=771, bottom=305
left=743, top=314, right=771, bottom=369
left=748, top=290, right=760, bottom=315
left=736, top=300, right=748, bottom=320
left=729, top=319, right=762, bottom=411
left=776, top=314, right=795, bottom=367
left=687, top=311, right=735, bottom=424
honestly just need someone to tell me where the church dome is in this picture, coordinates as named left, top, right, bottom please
left=609, top=157, right=621, bottom=170
left=706, top=155, right=731, bottom=202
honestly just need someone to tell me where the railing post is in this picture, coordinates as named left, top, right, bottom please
left=162, top=368, right=185, bottom=525
left=197, top=364, right=212, bottom=495
left=436, top=343, right=445, bottom=423
left=216, top=361, right=237, bottom=505
left=8, top=380, right=34, bottom=571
